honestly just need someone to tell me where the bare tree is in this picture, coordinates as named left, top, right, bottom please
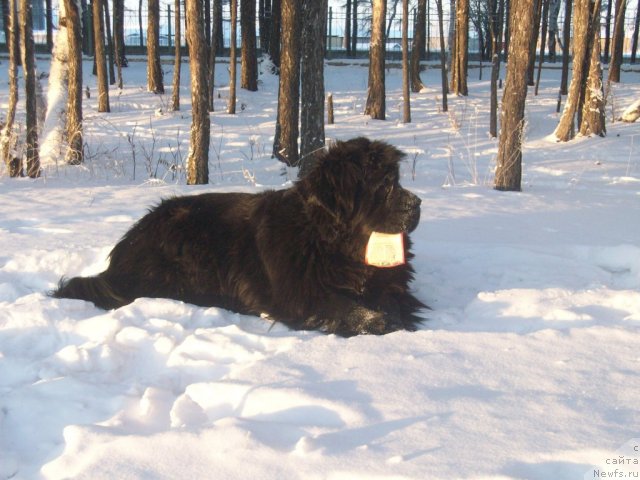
left=273, top=0, right=301, bottom=164
left=534, top=0, right=550, bottom=95
left=632, top=2, right=640, bottom=63
left=608, top=0, right=627, bottom=83
left=65, top=0, right=84, bottom=164
left=299, top=0, right=328, bottom=176
left=20, top=0, right=41, bottom=177
left=547, top=0, right=561, bottom=62
left=259, top=0, right=271, bottom=53
left=210, top=0, right=222, bottom=110
left=410, top=0, right=427, bottom=92
left=436, top=0, right=448, bottom=112
left=494, top=0, right=536, bottom=192
left=269, top=0, right=282, bottom=70
left=113, top=0, right=124, bottom=88
left=526, top=0, right=542, bottom=86
left=171, top=0, right=181, bottom=111
left=559, top=0, right=572, bottom=95
left=365, top=0, right=386, bottom=120
left=580, top=0, right=606, bottom=137
left=451, top=0, right=469, bottom=96
left=1, top=0, right=19, bottom=176
left=148, top=0, right=165, bottom=93
left=555, top=0, right=603, bottom=141
left=185, top=0, right=210, bottom=185
left=241, top=0, right=258, bottom=91
left=228, top=0, right=238, bottom=113
left=93, top=0, right=111, bottom=112
left=402, top=0, right=411, bottom=123
left=489, top=0, right=505, bottom=137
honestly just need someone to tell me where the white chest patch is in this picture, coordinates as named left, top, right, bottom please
left=365, top=232, right=405, bottom=268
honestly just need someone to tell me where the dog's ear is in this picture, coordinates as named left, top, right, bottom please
left=303, top=146, right=362, bottom=218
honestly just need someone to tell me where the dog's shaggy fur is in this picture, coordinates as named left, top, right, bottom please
left=53, top=138, right=425, bottom=336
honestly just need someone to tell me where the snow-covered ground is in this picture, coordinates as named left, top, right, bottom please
left=1, top=56, right=639, bottom=479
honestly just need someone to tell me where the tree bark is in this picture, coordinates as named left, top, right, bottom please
left=65, top=0, right=84, bottom=164
left=185, top=0, right=210, bottom=185
left=402, top=0, right=411, bottom=123
left=436, top=0, right=448, bottom=112
left=365, top=0, right=386, bottom=120
left=547, top=0, right=561, bottom=62
left=269, top=0, right=282, bottom=70
left=631, top=2, right=640, bottom=63
left=489, top=0, right=505, bottom=138
left=555, top=0, right=602, bottom=141
left=2, top=0, right=19, bottom=176
left=228, top=0, right=238, bottom=113
left=580, top=0, right=606, bottom=137
left=241, top=0, right=258, bottom=91
left=171, top=0, right=181, bottom=111
left=273, top=0, right=301, bottom=164
left=147, top=0, right=165, bottom=93
left=451, top=0, right=469, bottom=96
left=560, top=0, right=572, bottom=94
left=93, top=0, right=110, bottom=111
left=608, top=0, right=627, bottom=83
left=526, top=0, right=542, bottom=86
left=494, top=0, right=536, bottom=192
left=534, top=0, right=550, bottom=95
left=410, top=0, right=427, bottom=92
left=299, top=0, right=327, bottom=176
left=210, top=0, right=221, bottom=110
left=20, top=0, right=41, bottom=178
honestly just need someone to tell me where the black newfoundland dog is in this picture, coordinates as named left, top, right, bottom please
left=53, top=137, right=425, bottom=336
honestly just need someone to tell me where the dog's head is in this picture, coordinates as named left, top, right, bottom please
left=301, top=137, right=421, bottom=241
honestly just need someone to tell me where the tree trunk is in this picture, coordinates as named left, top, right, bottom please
left=608, top=0, right=627, bottom=83
left=365, top=0, right=386, bottom=120
left=273, top=0, right=301, bottom=164
left=2, top=0, right=19, bottom=176
left=344, top=0, right=351, bottom=57
left=46, top=0, right=53, bottom=52
left=534, top=0, right=550, bottom=95
left=113, top=0, right=124, bottom=88
left=494, top=0, right=536, bottom=192
left=604, top=0, right=614, bottom=63
left=489, top=0, right=505, bottom=138
left=147, top=0, right=165, bottom=93
left=526, top=0, right=542, bottom=86
left=20, top=0, right=41, bottom=178
left=554, top=0, right=593, bottom=141
left=259, top=0, right=271, bottom=53
left=185, top=0, right=210, bottom=185
left=241, top=0, right=258, bottom=91
left=113, top=0, right=126, bottom=68
left=269, top=0, right=281, bottom=70
left=560, top=0, right=572, bottom=94
left=547, top=0, right=560, bottom=62
left=451, top=0, right=469, bottom=96
left=65, top=0, right=84, bottom=164
left=436, top=0, right=448, bottom=112
left=103, top=0, right=116, bottom=85
left=93, top=0, right=110, bottom=111
left=228, top=0, right=238, bottom=113
left=631, top=2, right=640, bottom=63
left=351, top=0, right=358, bottom=57
left=402, top=0, right=411, bottom=123
left=210, top=0, right=221, bottom=110
left=171, top=0, right=181, bottom=111
left=580, top=0, right=606, bottom=137
left=410, top=0, right=427, bottom=92
left=299, top=0, right=327, bottom=177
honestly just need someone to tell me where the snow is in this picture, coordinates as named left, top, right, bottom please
left=1, top=56, right=639, bottom=479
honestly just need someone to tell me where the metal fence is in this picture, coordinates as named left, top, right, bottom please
left=4, top=1, right=640, bottom=61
